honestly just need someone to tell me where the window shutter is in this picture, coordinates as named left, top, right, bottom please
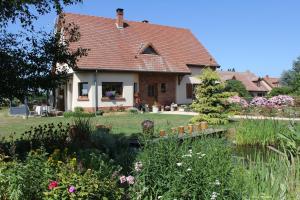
left=186, top=84, right=193, bottom=99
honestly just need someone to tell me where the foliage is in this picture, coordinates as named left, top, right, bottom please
left=0, top=1, right=87, bottom=103
left=191, top=68, right=234, bottom=124
left=234, top=119, right=300, bottom=146
left=234, top=153, right=300, bottom=199
left=225, top=80, right=251, bottom=97
left=0, top=148, right=124, bottom=200
left=281, top=56, right=300, bottom=94
left=268, top=86, right=293, bottom=97
left=0, top=122, right=70, bottom=157
left=63, top=111, right=95, bottom=118
left=129, top=138, right=241, bottom=199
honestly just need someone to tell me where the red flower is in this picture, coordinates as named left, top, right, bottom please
left=48, top=181, right=58, bottom=190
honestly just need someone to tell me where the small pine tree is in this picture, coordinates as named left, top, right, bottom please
left=191, top=68, right=234, bottom=124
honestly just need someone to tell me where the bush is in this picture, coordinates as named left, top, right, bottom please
left=225, top=80, right=251, bottom=97
left=63, top=111, right=94, bottom=118
left=129, top=138, right=241, bottom=199
left=250, top=97, right=268, bottom=106
left=74, top=106, right=84, bottom=113
left=268, top=86, right=293, bottom=97
left=191, top=68, right=234, bottom=124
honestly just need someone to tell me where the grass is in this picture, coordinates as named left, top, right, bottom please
left=234, top=119, right=300, bottom=146
left=0, top=108, right=193, bottom=137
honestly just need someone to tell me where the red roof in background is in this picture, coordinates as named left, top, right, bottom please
left=218, top=71, right=268, bottom=92
left=63, top=13, right=218, bottom=73
left=263, top=76, right=280, bottom=88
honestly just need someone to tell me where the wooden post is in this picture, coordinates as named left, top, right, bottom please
left=178, top=126, right=185, bottom=136
left=200, top=121, right=208, bottom=130
left=188, top=124, right=193, bottom=135
left=159, top=130, right=166, bottom=137
left=195, top=123, right=201, bottom=132
left=171, top=127, right=177, bottom=134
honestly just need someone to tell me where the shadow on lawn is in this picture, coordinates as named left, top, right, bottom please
left=0, top=121, right=141, bottom=173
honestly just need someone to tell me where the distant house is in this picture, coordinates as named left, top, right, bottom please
left=218, top=71, right=269, bottom=97
left=55, top=8, right=219, bottom=112
left=262, top=75, right=280, bottom=91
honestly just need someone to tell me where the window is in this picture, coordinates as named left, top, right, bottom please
left=134, top=82, right=138, bottom=93
left=161, top=83, right=166, bottom=93
left=78, top=82, right=88, bottom=97
left=102, top=82, right=123, bottom=98
left=186, top=84, right=192, bottom=99
left=186, top=84, right=199, bottom=99
left=142, top=45, right=158, bottom=55
left=148, top=85, right=155, bottom=97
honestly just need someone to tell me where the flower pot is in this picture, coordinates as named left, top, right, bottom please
left=152, top=105, right=159, bottom=113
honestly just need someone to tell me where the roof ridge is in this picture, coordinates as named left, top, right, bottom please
left=63, top=12, right=190, bottom=31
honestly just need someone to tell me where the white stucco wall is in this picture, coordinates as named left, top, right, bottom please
left=176, top=66, right=203, bottom=104
left=69, top=71, right=138, bottom=111
left=97, top=72, right=138, bottom=108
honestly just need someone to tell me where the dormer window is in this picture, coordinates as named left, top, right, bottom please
left=141, top=45, right=158, bottom=55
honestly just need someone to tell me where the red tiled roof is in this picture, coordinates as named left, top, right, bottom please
left=63, top=13, right=218, bottom=73
left=263, top=76, right=280, bottom=88
left=218, top=71, right=268, bottom=92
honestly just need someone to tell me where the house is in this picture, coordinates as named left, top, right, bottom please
left=55, top=8, right=219, bottom=112
left=262, top=75, right=280, bottom=91
left=218, top=71, right=269, bottom=97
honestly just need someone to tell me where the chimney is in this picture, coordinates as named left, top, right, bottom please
left=116, top=8, right=124, bottom=29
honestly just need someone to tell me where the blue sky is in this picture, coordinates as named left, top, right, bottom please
left=11, top=0, right=300, bottom=77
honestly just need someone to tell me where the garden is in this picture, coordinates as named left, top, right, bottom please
left=1, top=68, right=300, bottom=199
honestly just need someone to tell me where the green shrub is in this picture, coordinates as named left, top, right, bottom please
left=63, top=111, right=94, bottom=118
left=129, top=138, right=241, bottom=199
left=96, top=109, right=104, bottom=116
left=74, top=106, right=84, bottom=113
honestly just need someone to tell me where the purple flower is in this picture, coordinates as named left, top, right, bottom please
left=134, top=161, right=143, bottom=172
left=250, top=97, right=268, bottom=106
left=68, top=186, right=76, bottom=193
left=228, top=95, right=248, bottom=107
left=119, top=175, right=126, bottom=184
left=126, top=175, right=135, bottom=185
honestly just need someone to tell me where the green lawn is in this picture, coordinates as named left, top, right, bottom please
left=0, top=108, right=193, bottom=137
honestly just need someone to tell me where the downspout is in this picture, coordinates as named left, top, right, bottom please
left=94, top=70, right=98, bottom=116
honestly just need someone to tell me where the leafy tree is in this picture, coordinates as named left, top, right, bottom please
left=268, top=86, right=293, bottom=97
left=0, top=0, right=86, bottom=103
left=224, top=80, right=251, bottom=98
left=191, top=68, right=234, bottom=124
left=281, top=56, right=300, bottom=94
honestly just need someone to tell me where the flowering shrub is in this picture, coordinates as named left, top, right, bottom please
left=268, top=95, right=294, bottom=107
left=228, top=95, right=249, bottom=107
left=250, top=97, right=268, bottom=106
left=129, top=138, right=241, bottom=199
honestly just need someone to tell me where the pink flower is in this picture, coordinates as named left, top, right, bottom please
left=48, top=180, right=58, bottom=190
left=134, top=161, right=143, bottom=172
left=68, top=185, right=76, bottom=193
left=119, top=175, right=126, bottom=184
left=126, top=175, right=135, bottom=185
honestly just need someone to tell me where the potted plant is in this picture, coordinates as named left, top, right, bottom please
left=152, top=101, right=159, bottom=113
left=105, top=91, right=116, bottom=99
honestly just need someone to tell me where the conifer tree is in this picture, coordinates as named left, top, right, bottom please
left=191, top=68, right=234, bottom=124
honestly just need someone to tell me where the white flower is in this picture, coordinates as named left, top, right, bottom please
left=196, top=152, right=202, bottom=155
left=187, top=168, right=192, bottom=171
left=158, top=196, right=162, bottom=199
left=215, top=179, right=221, bottom=186
left=176, top=162, right=183, bottom=167
left=188, top=149, right=193, bottom=154
left=201, top=153, right=206, bottom=157
left=182, top=154, right=192, bottom=158
left=211, top=192, right=219, bottom=200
